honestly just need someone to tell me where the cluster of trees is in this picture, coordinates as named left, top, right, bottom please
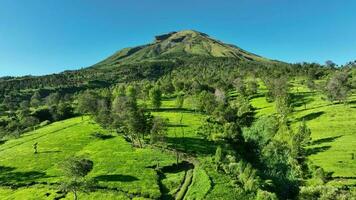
left=76, top=85, right=166, bottom=147
left=192, top=72, right=315, bottom=199
left=324, top=70, right=352, bottom=103
left=0, top=91, right=74, bottom=139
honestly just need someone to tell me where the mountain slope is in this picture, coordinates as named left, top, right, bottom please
left=92, top=30, right=271, bottom=69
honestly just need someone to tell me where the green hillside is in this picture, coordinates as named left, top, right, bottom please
left=1, top=82, right=355, bottom=199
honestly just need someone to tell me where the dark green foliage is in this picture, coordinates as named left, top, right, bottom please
left=30, top=91, right=42, bottom=108
left=61, top=157, right=94, bottom=178
left=299, top=185, right=356, bottom=200
left=246, top=79, right=258, bottom=96
left=256, top=190, right=278, bottom=200
left=233, top=77, right=246, bottom=96
left=77, top=91, right=98, bottom=115
left=325, top=71, right=351, bottom=103
left=175, top=94, right=184, bottom=108
left=60, top=157, right=94, bottom=200
left=111, top=95, right=153, bottom=147
left=46, top=92, right=61, bottom=106
left=150, top=117, right=168, bottom=144
left=50, top=103, right=74, bottom=121
left=149, top=87, right=162, bottom=110
left=292, top=121, right=311, bottom=162
left=197, top=91, right=217, bottom=114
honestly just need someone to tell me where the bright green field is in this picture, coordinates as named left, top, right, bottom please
left=251, top=82, right=356, bottom=186
left=0, top=116, right=178, bottom=199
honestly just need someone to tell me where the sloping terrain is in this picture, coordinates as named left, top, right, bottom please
left=250, top=80, right=356, bottom=186
left=0, top=81, right=355, bottom=199
left=0, top=117, right=177, bottom=199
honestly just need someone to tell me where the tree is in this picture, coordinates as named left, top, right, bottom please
left=256, top=190, right=278, bottom=200
left=111, top=95, right=152, bottom=147
left=112, top=84, right=126, bottom=97
left=246, top=79, right=258, bottom=96
left=214, top=146, right=223, bottom=170
left=325, top=71, right=350, bottom=103
left=46, top=92, right=61, bottom=106
left=126, top=85, right=137, bottom=101
left=77, top=91, right=98, bottom=115
left=94, top=99, right=112, bottom=128
left=233, top=77, right=246, bottom=96
left=19, top=100, right=30, bottom=110
left=50, top=102, right=74, bottom=121
left=30, top=91, right=42, bottom=107
left=60, top=157, right=94, bottom=200
left=292, top=121, right=311, bottom=160
left=150, top=117, right=168, bottom=144
left=150, top=87, right=162, bottom=110
left=214, top=88, right=226, bottom=103
left=198, top=91, right=217, bottom=114
left=175, top=94, right=184, bottom=109
left=325, top=60, right=336, bottom=68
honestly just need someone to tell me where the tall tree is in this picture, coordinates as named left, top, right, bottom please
left=30, top=91, right=42, bottom=108
left=325, top=71, right=350, bottom=103
left=60, top=157, right=94, bottom=200
left=150, top=87, right=162, bottom=110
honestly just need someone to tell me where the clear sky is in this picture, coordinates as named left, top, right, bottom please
left=1, top=0, right=356, bottom=76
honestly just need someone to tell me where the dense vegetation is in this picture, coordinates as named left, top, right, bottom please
left=1, top=30, right=356, bottom=199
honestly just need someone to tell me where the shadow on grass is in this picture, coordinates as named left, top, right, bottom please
left=161, top=161, right=194, bottom=174
left=150, top=108, right=198, bottom=113
left=94, top=174, right=138, bottom=182
left=306, top=145, right=331, bottom=156
left=297, top=111, right=325, bottom=121
left=0, top=166, right=16, bottom=173
left=348, top=100, right=356, bottom=104
left=167, top=124, right=188, bottom=128
left=0, top=166, right=49, bottom=186
left=166, top=137, right=216, bottom=156
left=156, top=171, right=173, bottom=200
left=91, top=133, right=115, bottom=140
left=290, top=93, right=315, bottom=108
left=38, top=150, right=62, bottom=154
left=311, top=135, right=342, bottom=145
left=0, top=140, right=7, bottom=145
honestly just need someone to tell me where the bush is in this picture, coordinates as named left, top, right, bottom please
left=299, top=185, right=355, bottom=200
left=256, top=190, right=278, bottom=200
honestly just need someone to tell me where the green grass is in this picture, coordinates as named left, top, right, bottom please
left=161, top=170, right=185, bottom=197
left=250, top=81, right=356, bottom=186
left=0, top=116, right=177, bottom=199
left=185, top=165, right=211, bottom=199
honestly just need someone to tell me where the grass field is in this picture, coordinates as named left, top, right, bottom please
left=0, top=100, right=227, bottom=199
left=0, top=116, right=180, bottom=199
left=250, top=82, right=356, bottom=186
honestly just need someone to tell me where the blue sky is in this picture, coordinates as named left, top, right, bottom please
left=1, top=0, right=356, bottom=76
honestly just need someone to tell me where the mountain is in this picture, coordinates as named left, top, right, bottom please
left=91, top=30, right=271, bottom=69
left=0, top=30, right=282, bottom=93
